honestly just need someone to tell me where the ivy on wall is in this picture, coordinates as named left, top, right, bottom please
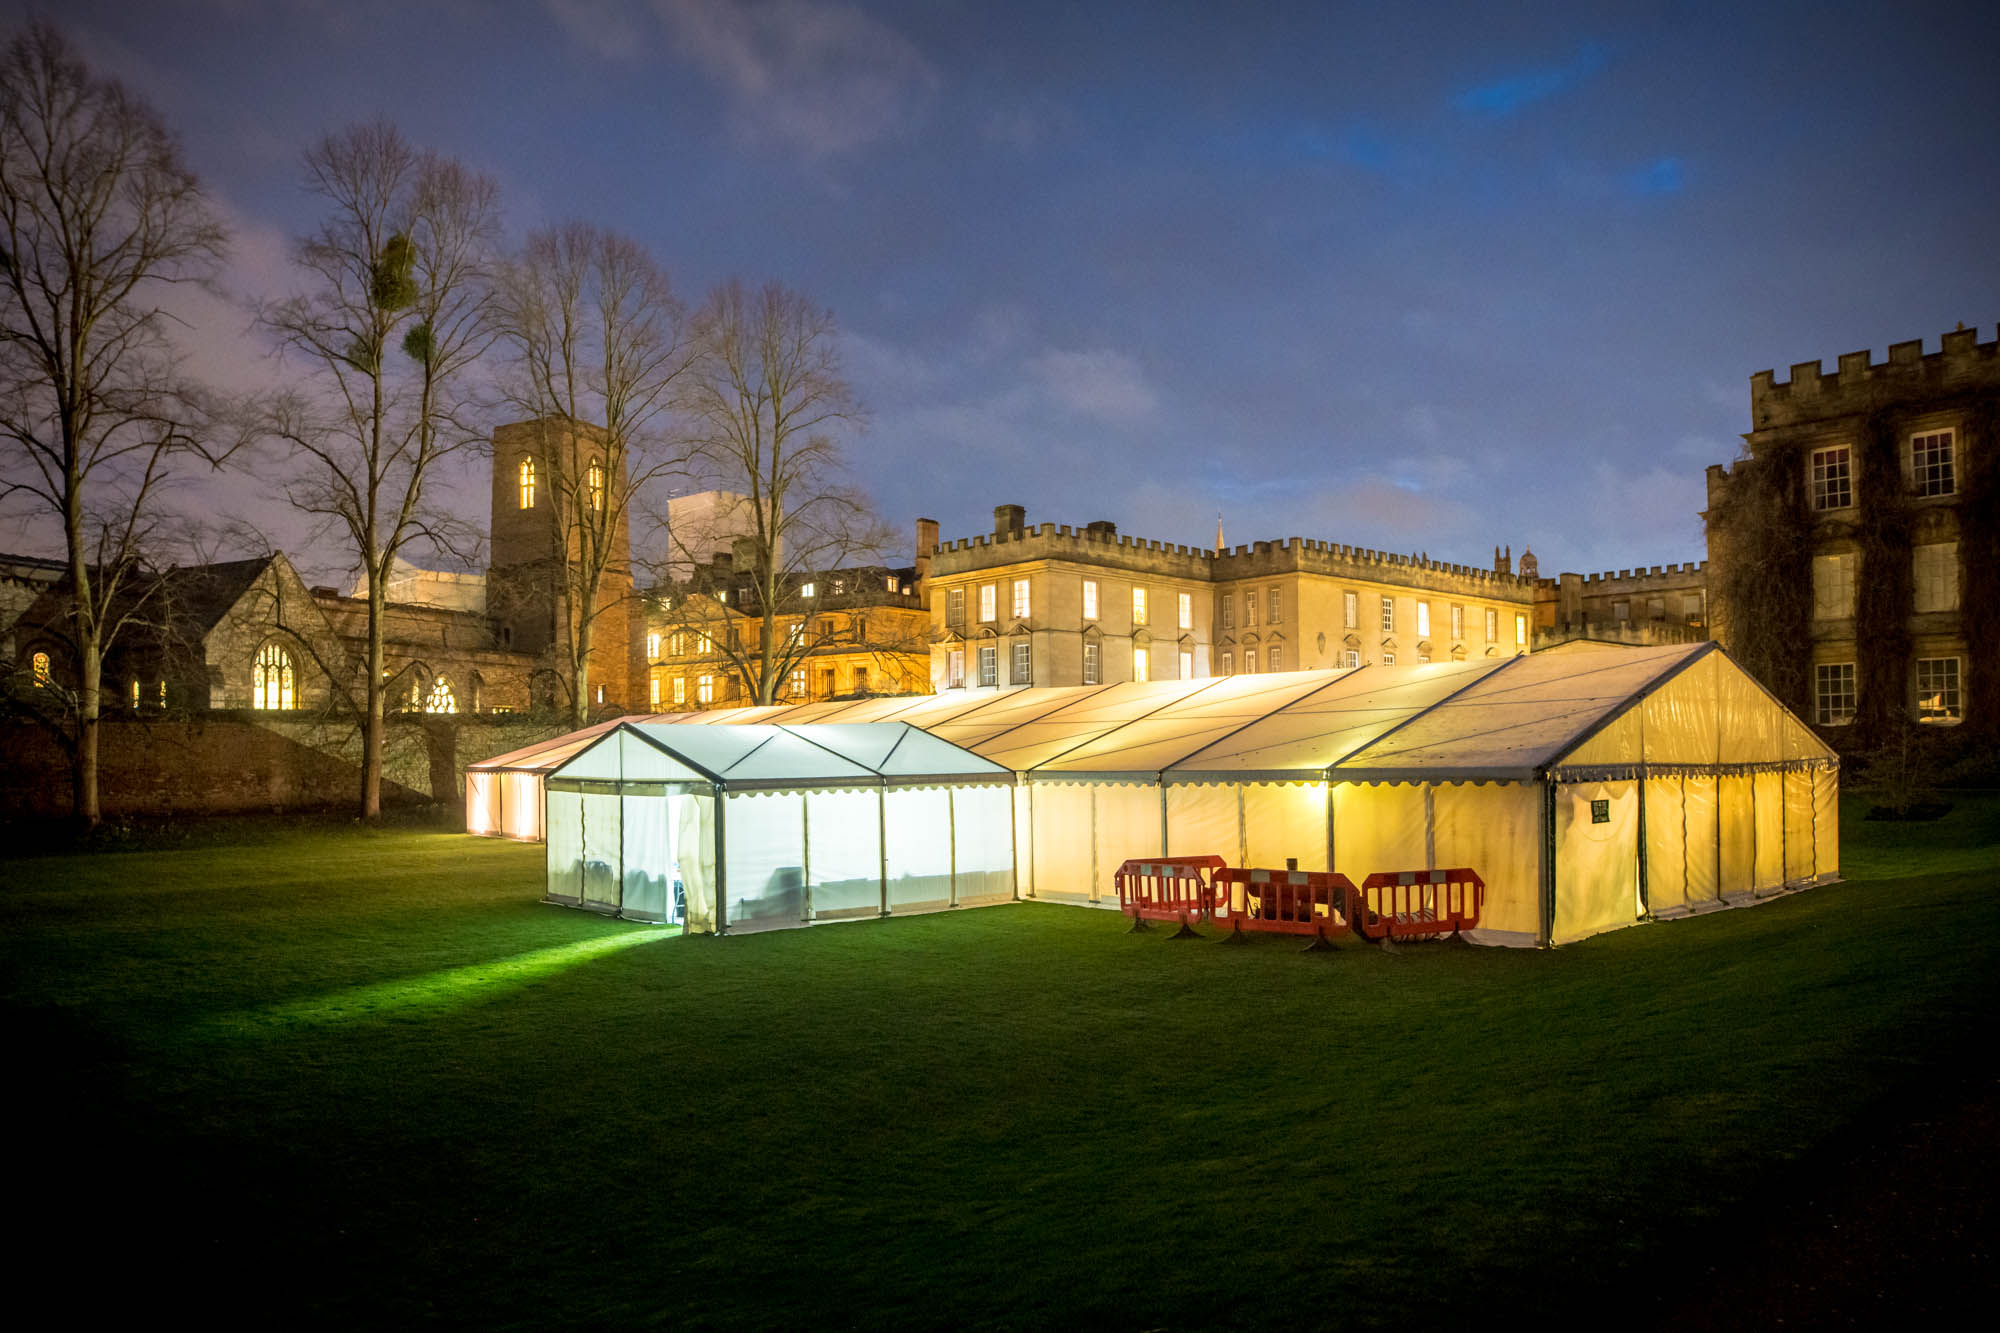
left=1853, top=410, right=1914, bottom=735
left=1959, top=391, right=2000, bottom=735
left=1710, top=451, right=1812, bottom=715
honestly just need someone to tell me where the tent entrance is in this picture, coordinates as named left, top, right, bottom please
left=547, top=779, right=712, bottom=926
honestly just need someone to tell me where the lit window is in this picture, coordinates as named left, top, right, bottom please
left=129, top=679, right=139, bottom=708
left=1913, top=543, right=1959, bottom=613
left=426, top=674, right=457, bottom=714
left=886, top=575, right=898, bottom=593
left=945, top=587, right=963, bottom=626
left=1242, top=650, right=1255, bottom=674
left=1382, top=652, right=1396, bottom=665
left=978, top=644, right=997, bottom=686
left=518, top=457, right=535, bottom=509
left=1267, top=646, right=1281, bottom=672
left=1179, top=650, right=1193, bottom=679
left=1485, top=608, right=1498, bottom=641
left=1909, top=430, right=1955, bottom=497
left=252, top=642, right=295, bottom=710
left=1915, top=657, right=1961, bottom=724
left=1221, top=594, right=1233, bottom=631
left=1219, top=650, right=1233, bottom=675
left=791, top=667, right=807, bottom=697
left=697, top=633, right=714, bottom=655
left=1809, top=446, right=1852, bottom=511
left=1083, top=579, right=1098, bottom=621
left=803, top=581, right=817, bottom=599
left=31, top=651, right=50, bottom=686
left=1178, top=592, right=1193, bottom=631
left=1380, top=596, right=1395, bottom=632
left=1812, top=553, right=1856, bottom=620
left=672, top=677, right=687, bottom=706
left=1815, top=663, right=1855, bottom=725
left=1341, top=650, right=1360, bottom=668
left=1244, top=591, right=1256, bottom=628
left=1267, top=588, right=1280, bottom=624
left=1450, top=605, right=1464, bottom=639
left=1343, top=591, right=1357, bottom=629
left=587, top=460, right=605, bottom=511
left=979, top=584, right=996, bottom=622
left=1133, top=647, right=1149, bottom=682
left=696, top=675, right=714, bottom=704
left=1417, top=602, right=1431, bottom=636
left=1132, top=587, right=1148, bottom=625
left=716, top=589, right=727, bottom=604
left=669, top=631, right=685, bottom=656
left=1013, top=578, right=1031, bottom=619
left=1012, top=641, right=1031, bottom=684
left=1514, top=613, right=1527, bottom=648
left=948, top=649, right=965, bottom=688
left=649, top=676, right=661, bottom=709
left=1417, top=653, right=1431, bottom=664
left=594, top=684, right=603, bottom=705
left=832, top=577, right=845, bottom=594
left=157, top=680, right=166, bottom=707
left=646, top=632, right=661, bottom=659
left=1083, top=641, right=1100, bottom=684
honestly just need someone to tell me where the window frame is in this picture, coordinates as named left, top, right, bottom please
left=1380, top=596, right=1395, bottom=633
left=1915, top=656, right=1962, bottom=724
left=1012, top=639, right=1032, bottom=684
left=979, top=583, right=997, bottom=622
left=1178, top=591, right=1193, bottom=630
left=1082, top=579, right=1098, bottom=622
left=1012, top=577, right=1031, bottom=620
left=1082, top=640, right=1100, bottom=684
left=1908, top=428, right=1956, bottom=498
left=1809, top=444, right=1853, bottom=511
left=978, top=643, right=997, bottom=687
left=1132, top=587, right=1148, bottom=626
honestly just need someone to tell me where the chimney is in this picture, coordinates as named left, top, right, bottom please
left=1494, top=545, right=1511, bottom=576
left=731, top=535, right=760, bottom=574
left=914, top=517, right=939, bottom=608
left=994, top=504, right=1026, bottom=539
left=1085, top=520, right=1117, bottom=538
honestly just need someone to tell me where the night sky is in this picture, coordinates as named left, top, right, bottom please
left=7, top=0, right=1997, bottom=585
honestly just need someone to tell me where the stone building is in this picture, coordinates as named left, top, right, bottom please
left=645, top=523, right=935, bottom=709
left=1534, top=562, right=1708, bottom=648
left=927, top=505, right=1539, bottom=690
left=1705, top=325, right=1996, bottom=731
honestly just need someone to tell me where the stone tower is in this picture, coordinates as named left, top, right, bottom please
left=488, top=418, right=643, bottom=715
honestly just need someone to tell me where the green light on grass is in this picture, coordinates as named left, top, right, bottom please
left=212, top=928, right=671, bottom=1036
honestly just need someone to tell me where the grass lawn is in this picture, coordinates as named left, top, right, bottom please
left=4, top=796, right=1997, bottom=1329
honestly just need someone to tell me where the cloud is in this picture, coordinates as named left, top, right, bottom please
left=1451, top=42, right=1608, bottom=118
left=654, top=0, right=939, bottom=155
left=1027, top=348, right=1159, bottom=426
left=543, top=0, right=655, bottom=62
left=1627, top=156, right=1684, bottom=195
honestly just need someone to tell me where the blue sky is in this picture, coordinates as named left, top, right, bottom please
left=7, top=0, right=1997, bottom=584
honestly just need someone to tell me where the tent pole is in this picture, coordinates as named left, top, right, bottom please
left=1325, top=778, right=1335, bottom=877
left=1540, top=779, right=1556, bottom=947
left=801, top=793, right=812, bottom=923
left=948, top=787, right=958, bottom=908
left=1089, top=785, right=1100, bottom=903
left=1237, top=785, right=1247, bottom=867
left=714, top=791, right=729, bottom=937
left=1159, top=782, right=1169, bottom=859
left=1636, top=770, right=1650, bottom=919
left=878, top=786, right=890, bottom=918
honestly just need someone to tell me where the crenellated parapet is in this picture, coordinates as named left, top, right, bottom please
left=1214, top=536, right=1536, bottom=601
left=1749, top=325, right=1998, bottom=430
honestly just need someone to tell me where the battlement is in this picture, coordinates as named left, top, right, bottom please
left=1749, top=325, right=1999, bottom=429
left=1570, top=561, right=1707, bottom=589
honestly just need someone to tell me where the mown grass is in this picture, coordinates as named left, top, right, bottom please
left=4, top=795, right=1995, bottom=1329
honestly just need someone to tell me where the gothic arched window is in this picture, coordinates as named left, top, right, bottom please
left=519, top=457, right=536, bottom=509
left=31, top=651, right=50, bottom=687
left=587, top=460, right=605, bottom=511
left=425, top=674, right=457, bottom=714
left=253, top=642, right=295, bottom=710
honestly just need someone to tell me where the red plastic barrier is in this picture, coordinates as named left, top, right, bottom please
left=1353, top=868, right=1485, bottom=941
left=1113, top=856, right=1227, bottom=932
left=1212, top=866, right=1357, bottom=943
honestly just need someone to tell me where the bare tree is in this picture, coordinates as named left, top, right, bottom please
left=0, top=24, right=229, bottom=824
left=495, top=223, right=692, bottom=727
left=260, top=121, right=499, bottom=818
left=666, top=279, right=887, bottom=706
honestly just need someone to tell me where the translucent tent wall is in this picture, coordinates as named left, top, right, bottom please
left=541, top=722, right=1014, bottom=931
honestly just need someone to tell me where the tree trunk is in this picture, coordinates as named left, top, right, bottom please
left=361, top=585, right=384, bottom=820
left=570, top=593, right=594, bottom=730
left=76, top=645, right=102, bottom=826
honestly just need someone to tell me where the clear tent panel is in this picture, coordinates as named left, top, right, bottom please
left=1011, top=784, right=1034, bottom=900
left=1331, top=781, right=1429, bottom=882
left=1032, top=672, right=1336, bottom=777
left=504, top=771, right=544, bottom=841
left=1783, top=770, right=1816, bottom=883
left=581, top=789, right=622, bottom=910
left=1813, top=769, right=1839, bottom=880
left=885, top=787, right=954, bottom=912
left=1029, top=784, right=1095, bottom=902
left=546, top=787, right=583, bottom=903
left=1637, top=652, right=1722, bottom=767
left=1717, top=774, right=1756, bottom=899
left=1242, top=782, right=1328, bottom=872
left=723, top=791, right=807, bottom=930
left=951, top=785, right=1016, bottom=906
left=1166, top=784, right=1242, bottom=864
left=465, top=770, right=500, bottom=836
left=974, top=679, right=1221, bottom=772
left=1642, top=777, right=1691, bottom=914
left=1553, top=779, right=1640, bottom=944
left=1091, top=783, right=1164, bottom=903
left=620, top=791, right=671, bottom=922
left=1432, top=781, right=1542, bottom=939
left=1752, top=770, right=1786, bottom=889
left=678, top=792, right=718, bottom=933
left=1681, top=774, right=1721, bottom=906
left=806, top=788, right=883, bottom=920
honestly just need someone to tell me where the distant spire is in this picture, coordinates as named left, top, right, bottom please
left=1215, top=510, right=1224, bottom=552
